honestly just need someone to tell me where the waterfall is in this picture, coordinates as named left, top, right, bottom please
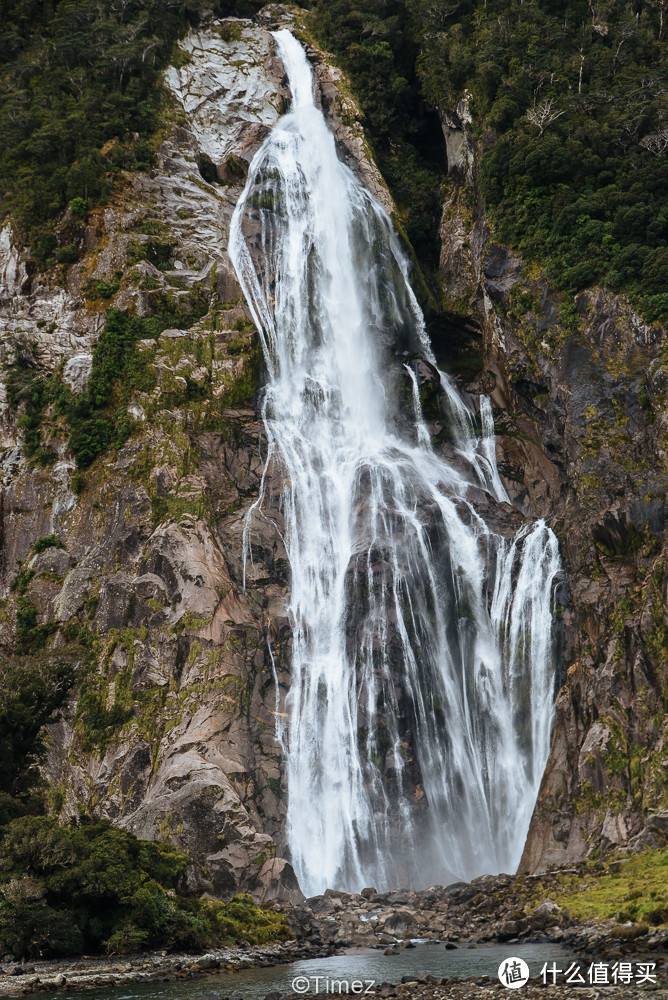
left=229, top=30, right=561, bottom=896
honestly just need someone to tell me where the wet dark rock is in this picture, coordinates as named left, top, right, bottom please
left=383, top=910, right=418, bottom=939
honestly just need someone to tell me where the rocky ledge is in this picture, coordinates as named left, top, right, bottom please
left=282, top=865, right=668, bottom=961
left=1, top=866, right=667, bottom=997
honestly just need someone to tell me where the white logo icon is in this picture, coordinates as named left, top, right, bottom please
left=499, top=957, right=530, bottom=989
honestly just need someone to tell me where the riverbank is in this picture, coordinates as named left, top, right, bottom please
left=274, top=978, right=666, bottom=998
left=285, top=861, right=668, bottom=960
left=0, top=941, right=331, bottom=997
left=3, top=854, right=668, bottom=998
left=4, top=947, right=666, bottom=1000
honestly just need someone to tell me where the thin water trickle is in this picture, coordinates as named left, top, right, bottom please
left=229, top=29, right=561, bottom=896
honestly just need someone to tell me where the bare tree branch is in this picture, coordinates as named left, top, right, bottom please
left=526, top=99, right=565, bottom=135
left=640, top=127, right=668, bottom=153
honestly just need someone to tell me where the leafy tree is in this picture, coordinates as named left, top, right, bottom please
left=0, top=0, right=266, bottom=251
left=0, top=817, right=292, bottom=958
left=0, top=655, right=75, bottom=814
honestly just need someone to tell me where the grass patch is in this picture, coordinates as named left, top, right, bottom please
left=552, top=848, right=668, bottom=926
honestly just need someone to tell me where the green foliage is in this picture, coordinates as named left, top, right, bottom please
left=0, top=0, right=265, bottom=253
left=85, top=278, right=120, bottom=300
left=75, top=685, right=133, bottom=753
left=68, top=197, right=87, bottom=218
left=5, top=342, right=58, bottom=467
left=70, top=471, right=85, bottom=494
left=552, top=846, right=668, bottom=926
left=218, top=20, right=243, bottom=42
left=0, top=817, right=292, bottom=959
left=63, top=308, right=155, bottom=467
left=128, top=239, right=174, bottom=269
left=15, top=597, right=38, bottom=650
left=312, top=0, right=445, bottom=277
left=224, top=154, right=247, bottom=179
left=0, top=648, right=291, bottom=959
left=12, top=585, right=62, bottom=655
left=8, top=301, right=210, bottom=470
left=313, top=1, right=668, bottom=320
left=227, top=334, right=249, bottom=355
left=56, top=242, right=79, bottom=264
left=406, top=0, right=668, bottom=321
left=10, top=565, right=34, bottom=596
left=218, top=334, right=261, bottom=406
left=7, top=291, right=214, bottom=469
left=0, top=654, right=75, bottom=805
left=33, top=534, right=65, bottom=554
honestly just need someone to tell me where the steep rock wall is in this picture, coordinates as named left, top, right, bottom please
left=436, top=112, right=668, bottom=869
left=0, top=8, right=389, bottom=901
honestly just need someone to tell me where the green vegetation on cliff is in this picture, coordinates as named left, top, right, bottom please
left=552, top=847, right=668, bottom=927
left=312, top=0, right=446, bottom=278
left=0, top=656, right=292, bottom=959
left=0, top=655, right=75, bottom=823
left=312, top=0, right=668, bottom=324
left=5, top=305, right=206, bottom=470
left=0, top=0, right=264, bottom=256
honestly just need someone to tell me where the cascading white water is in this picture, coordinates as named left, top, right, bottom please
left=229, top=30, right=561, bottom=896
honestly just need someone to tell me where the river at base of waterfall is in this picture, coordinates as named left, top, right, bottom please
left=22, top=943, right=580, bottom=1000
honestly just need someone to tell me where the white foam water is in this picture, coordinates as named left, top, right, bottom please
left=229, top=29, right=561, bottom=896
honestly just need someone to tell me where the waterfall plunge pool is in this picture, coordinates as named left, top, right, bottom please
left=24, top=943, right=578, bottom=999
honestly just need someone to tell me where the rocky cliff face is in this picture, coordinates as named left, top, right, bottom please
left=436, top=109, right=668, bottom=869
left=0, top=5, right=393, bottom=902
left=3, top=0, right=663, bottom=899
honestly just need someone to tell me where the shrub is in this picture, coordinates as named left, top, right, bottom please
left=227, top=335, right=248, bottom=355
left=70, top=472, right=85, bottom=495
left=128, top=239, right=174, bottom=269
left=68, top=197, right=87, bottom=218
left=0, top=654, right=75, bottom=801
left=0, top=818, right=292, bottom=960
left=10, top=565, right=35, bottom=595
left=219, top=21, right=243, bottom=42
left=56, top=243, right=79, bottom=265
left=33, top=535, right=65, bottom=554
